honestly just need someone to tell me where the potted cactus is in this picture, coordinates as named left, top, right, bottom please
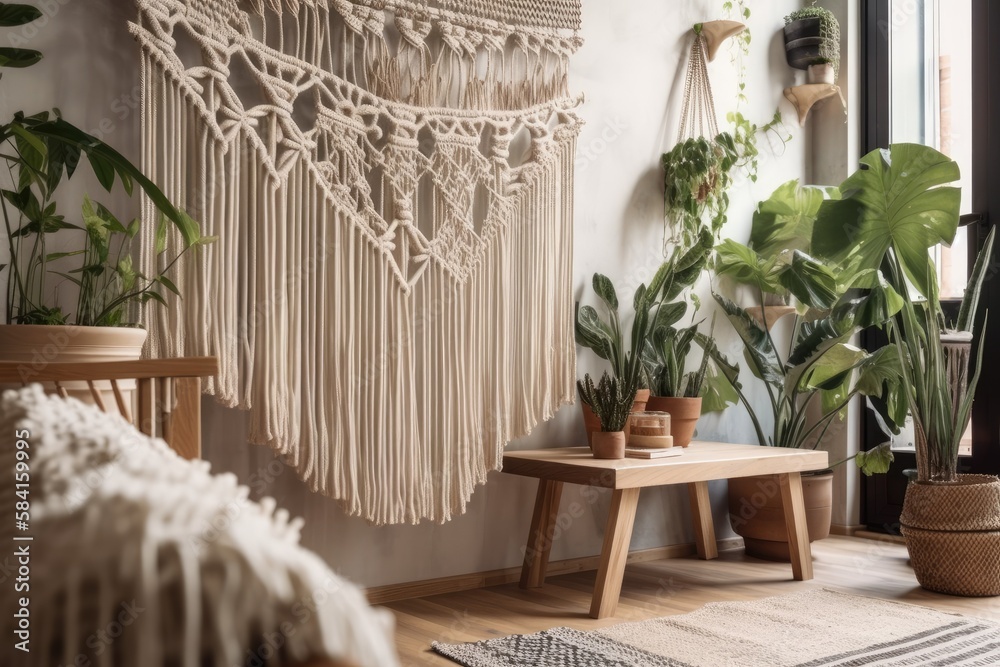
left=577, top=372, right=635, bottom=459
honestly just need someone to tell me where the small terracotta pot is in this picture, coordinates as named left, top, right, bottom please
left=645, top=395, right=702, bottom=447
left=592, top=431, right=626, bottom=460
left=581, top=389, right=651, bottom=448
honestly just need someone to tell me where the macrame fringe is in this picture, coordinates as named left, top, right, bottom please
left=132, top=0, right=581, bottom=524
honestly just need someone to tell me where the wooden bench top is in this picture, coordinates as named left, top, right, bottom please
left=502, top=442, right=829, bottom=489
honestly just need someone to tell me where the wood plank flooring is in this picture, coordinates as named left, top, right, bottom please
left=382, top=535, right=1000, bottom=666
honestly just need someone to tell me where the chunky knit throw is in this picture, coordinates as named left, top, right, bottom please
left=0, top=385, right=399, bottom=667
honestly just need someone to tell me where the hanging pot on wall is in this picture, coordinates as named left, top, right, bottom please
left=900, top=474, right=1000, bottom=597
left=728, top=471, right=833, bottom=562
left=646, top=395, right=701, bottom=448
left=783, top=18, right=823, bottom=70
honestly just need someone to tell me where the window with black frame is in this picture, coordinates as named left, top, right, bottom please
left=861, top=0, right=1000, bottom=533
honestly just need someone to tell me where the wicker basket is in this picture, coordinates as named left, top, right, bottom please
left=900, top=474, right=1000, bottom=597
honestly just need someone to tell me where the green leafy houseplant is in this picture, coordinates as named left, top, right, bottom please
left=574, top=269, right=655, bottom=394
left=812, top=142, right=1000, bottom=596
left=639, top=232, right=731, bottom=406
left=812, top=144, right=995, bottom=484
left=0, top=3, right=205, bottom=327
left=712, top=180, right=903, bottom=475
left=661, top=133, right=738, bottom=250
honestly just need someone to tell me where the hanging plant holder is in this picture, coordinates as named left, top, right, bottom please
left=661, top=24, right=739, bottom=252
left=699, top=20, right=747, bottom=62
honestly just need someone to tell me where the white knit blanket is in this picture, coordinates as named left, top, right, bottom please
left=0, top=385, right=399, bottom=667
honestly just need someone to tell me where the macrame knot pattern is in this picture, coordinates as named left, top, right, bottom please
left=131, top=0, right=583, bottom=524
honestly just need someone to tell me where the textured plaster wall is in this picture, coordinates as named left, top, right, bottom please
left=1, top=0, right=852, bottom=588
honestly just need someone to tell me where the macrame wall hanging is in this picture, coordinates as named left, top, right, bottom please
left=129, top=0, right=583, bottom=524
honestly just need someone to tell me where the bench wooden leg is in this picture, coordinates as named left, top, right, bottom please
left=519, top=479, right=563, bottom=589
left=779, top=472, right=813, bottom=581
left=590, top=487, right=640, bottom=619
left=687, top=481, right=718, bottom=560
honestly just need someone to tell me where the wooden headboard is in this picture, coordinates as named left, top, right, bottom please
left=0, top=357, right=218, bottom=459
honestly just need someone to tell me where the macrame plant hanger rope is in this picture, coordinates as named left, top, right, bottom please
left=131, top=0, right=584, bottom=525
left=677, top=28, right=720, bottom=146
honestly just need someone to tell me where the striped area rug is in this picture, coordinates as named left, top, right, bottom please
left=432, top=589, right=1000, bottom=666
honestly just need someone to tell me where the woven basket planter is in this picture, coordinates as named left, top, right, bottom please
left=900, top=474, right=1000, bottom=597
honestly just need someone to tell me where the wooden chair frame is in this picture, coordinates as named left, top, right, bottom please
left=0, top=357, right=218, bottom=460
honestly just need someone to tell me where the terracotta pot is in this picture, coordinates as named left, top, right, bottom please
left=0, top=325, right=147, bottom=409
left=581, top=389, right=651, bottom=448
left=728, top=471, right=833, bottom=562
left=632, top=388, right=650, bottom=413
left=591, top=431, right=626, bottom=460
left=645, top=396, right=702, bottom=447
left=900, top=474, right=1000, bottom=596
left=581, top=402, right=602, bottom=447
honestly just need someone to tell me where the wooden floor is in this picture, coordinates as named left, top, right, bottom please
left=383, top=535, right=1000, bottom=666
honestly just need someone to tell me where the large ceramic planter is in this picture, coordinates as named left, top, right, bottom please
left=581, top=389, right=651, bottom=448
left=0, top=324, right=147, bottom=407
left=592, top=431, right=626, bottom=460
left=728, top=471, right=833, bottom=562
left=646, top=396, right=701, bottom=448
left=900, top=474, right=1000, bottom=597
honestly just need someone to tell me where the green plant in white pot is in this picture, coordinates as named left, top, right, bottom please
left=812, top=143, right=1000, bottom=596
left=0, top=4, right=206, bottom=373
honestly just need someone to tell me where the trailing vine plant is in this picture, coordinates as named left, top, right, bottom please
left=723, top=0, right=752, bottom=108
left=722, top=0, right=793, bottom=183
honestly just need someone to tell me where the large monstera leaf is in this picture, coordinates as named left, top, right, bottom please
left=813, top=144, right=961, bottom=298
left=750, top=180, right=831, bottom=260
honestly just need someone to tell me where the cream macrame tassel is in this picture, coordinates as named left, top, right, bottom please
left=131, top=0, right=583, bottom=524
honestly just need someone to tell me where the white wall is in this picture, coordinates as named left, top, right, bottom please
left=2, top=0, right=828, bottom=588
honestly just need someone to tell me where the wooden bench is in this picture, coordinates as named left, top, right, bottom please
left=503, top=442, right=829, bottom=619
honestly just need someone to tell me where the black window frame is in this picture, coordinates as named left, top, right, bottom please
left=860, top=0, right=1000, bottom=532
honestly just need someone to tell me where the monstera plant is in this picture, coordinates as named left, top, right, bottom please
left=812, top=143, right=999, bottom=596
left=715, top=180, right=902, bottom=561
